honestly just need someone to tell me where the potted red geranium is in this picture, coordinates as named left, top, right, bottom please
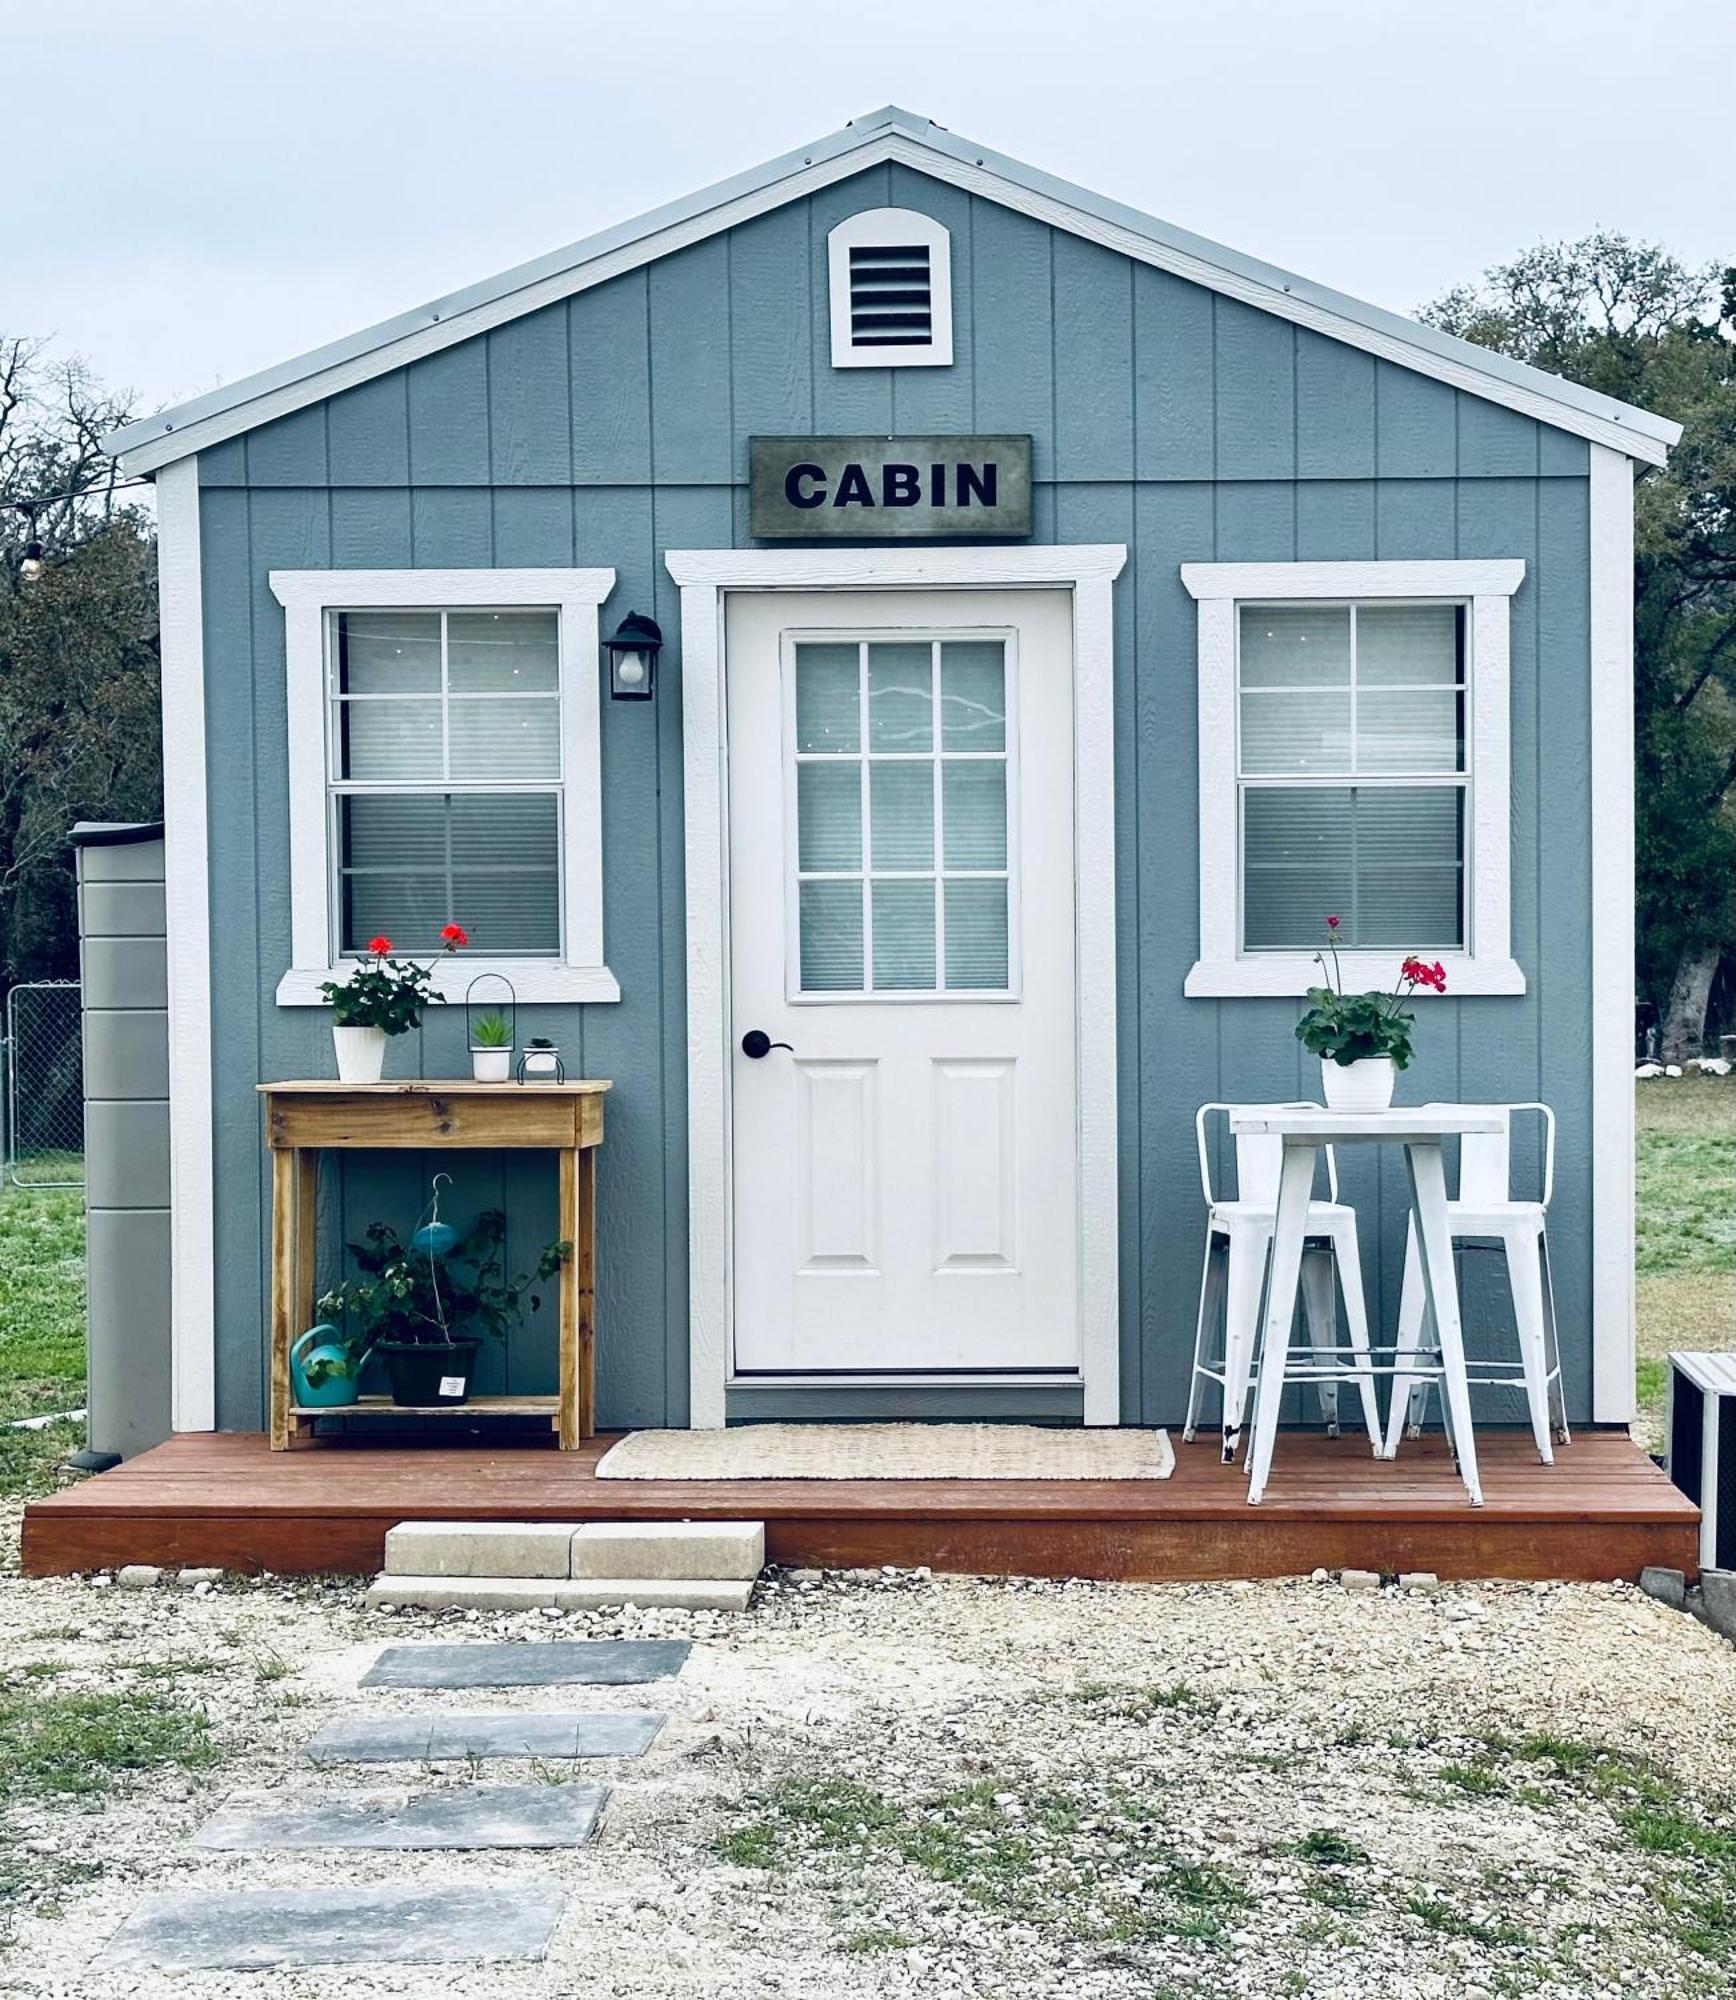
left=1294, top=915, right=1448, bottom=1112
left=319, top=925, right=467, bottom=1083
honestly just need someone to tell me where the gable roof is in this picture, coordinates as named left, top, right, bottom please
left=105, top=105, right=1680, bottom=474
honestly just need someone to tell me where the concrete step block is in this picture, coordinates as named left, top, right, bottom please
left=383, top=1521, right=581, bottom=1580
left=571, top=1519, right=766, bottom=1582
left=367, top=1574, right=754, bottom=1614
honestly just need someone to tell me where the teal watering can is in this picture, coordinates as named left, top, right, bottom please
left=289, top=1325, right=366, bottom=1408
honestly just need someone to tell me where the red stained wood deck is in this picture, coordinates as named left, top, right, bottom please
left=20, top=1429, right=1695, bottom=1584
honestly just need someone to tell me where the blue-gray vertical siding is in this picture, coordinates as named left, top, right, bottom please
left=197, top=166, right=1595, bottom=1431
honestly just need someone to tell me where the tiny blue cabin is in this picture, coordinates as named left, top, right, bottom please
left=105, top=106, right=1677, bottom=1449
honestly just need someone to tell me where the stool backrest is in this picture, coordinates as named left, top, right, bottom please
left=1195, top=1103, right=1336, bottom=1207
left=1423, top=1102, right=1555, bottom=1206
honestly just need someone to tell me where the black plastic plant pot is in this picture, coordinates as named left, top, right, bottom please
left=376, top=1339, right=482, bottom=1408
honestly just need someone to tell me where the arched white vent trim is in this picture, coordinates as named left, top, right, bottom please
left=827, top=207, right=953, bottom=369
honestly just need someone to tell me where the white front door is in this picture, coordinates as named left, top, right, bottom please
left=726, top=589, right=1080, bottom=1376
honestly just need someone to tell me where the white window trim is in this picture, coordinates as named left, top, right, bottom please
left=828, top=207, right=953, bottom=369
left=665, top=543, right=1125, bottom=1430
left=269, top=567, right=620, bottom=1006
left=1180, top=559, right=1526, bottom=999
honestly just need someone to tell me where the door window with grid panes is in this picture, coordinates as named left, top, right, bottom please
left=328, top=608, right=563, bottom=957
left=789, top=636, right=1015, bottom=997
left=1239, top=602, right=1466, bottom=952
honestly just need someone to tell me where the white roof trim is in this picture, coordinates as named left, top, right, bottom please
left=107, top=105, right=1680, bottom=475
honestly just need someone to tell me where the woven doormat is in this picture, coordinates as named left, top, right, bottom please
left=594, top=1422, right=1174, bottom=1482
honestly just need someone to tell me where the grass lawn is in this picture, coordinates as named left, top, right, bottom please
left=1635, top=1074, right=1736, bottom=1441
left=0, top=1181, right=86, bottom=1500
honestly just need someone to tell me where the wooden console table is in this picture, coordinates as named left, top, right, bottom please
left=259, top=1080, right=609, bottom=1451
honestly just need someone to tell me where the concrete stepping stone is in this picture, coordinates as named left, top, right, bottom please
left=101, top=1880, right=564, bottom=1971
left=195, top=1782, right=606, bottom=1851
left=361, top=1638, right=690, bottom=1689
left=304, top=1710, right=665, bottom=1763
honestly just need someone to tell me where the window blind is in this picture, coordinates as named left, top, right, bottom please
left=1238, top=602, right=1465, bottom=951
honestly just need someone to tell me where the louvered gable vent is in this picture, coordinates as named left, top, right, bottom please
left=828, top=208, right=953, bottom=369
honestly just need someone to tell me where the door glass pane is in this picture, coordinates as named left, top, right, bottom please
left=944, top=880, right=1009, bottom=989
left=1239, top=690, right=1351, bottom=775
left=337, top=611, right=441, bottom=694
left=447, top=610, right=559, bottom=692
left=799, top=879, right=863, bottom=991
left=798, top=762, right=861, bottom=871
left=794, top=644, right=860, bottom=753
left=340, top=700, right=443, bottom=780
left=870, top=763, right=933, bottom=870
left=449, top=697, right=561, bottom=780
left=867, top=643, right=932, bottom=751
left=872, top=880, right=936, bottom=989
left=939, top=641, right=1006, bottom=750
left=1239, top=607, right=1351, bottom=688
left=1356, top=604, right=1460, bottom=686
left=942, top=763, right=1006, bottom=870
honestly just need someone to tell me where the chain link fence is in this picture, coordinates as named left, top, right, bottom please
left=3, top=981, right=84, bottom=1188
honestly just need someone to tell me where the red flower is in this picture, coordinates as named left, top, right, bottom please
left=440, top=923, right=469, bottom=949
left=1325, top=914, right=1341, bottom=930
left=366, top=935, right=392, bottom=956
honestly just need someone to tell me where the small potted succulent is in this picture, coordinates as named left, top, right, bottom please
left=1294, top=915, right=1448, bottom=1113
left=469, top=1011, right=513, bottom=1082
left=317, top=1207, right=570, bottom=1408
left=319, top=924, right=467, bottom=1083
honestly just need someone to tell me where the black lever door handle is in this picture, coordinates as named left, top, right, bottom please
left=740, top=1030, right=794, bottom=1059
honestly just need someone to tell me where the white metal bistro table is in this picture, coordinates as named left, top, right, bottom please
left=1229, top=1105, right=1506, bottom=1508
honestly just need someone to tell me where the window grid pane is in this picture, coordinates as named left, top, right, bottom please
left=792, top=639, right=1012, bottom=995
left=1237, top=601, right=1468, bottom=954
left=329, top=609, right=565, bottom=959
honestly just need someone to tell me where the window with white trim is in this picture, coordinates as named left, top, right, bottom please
left=827, top=208, right=953, bottom=369
left=1180, top=560, right=1526, bottom=998
left=331, top=608, right=562, bottom=957
left=1239, top=601, right=1464, bottom=952
left=270, top=568, right=620, bottom=1006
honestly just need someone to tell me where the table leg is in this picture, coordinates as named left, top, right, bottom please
left=1404, top=1139, right=1483, bottom=1507
left=558, top=1147, right=597, bottom=1448
left=1245, top=1140, right=1317, bottom=1506
left=294, top=1151, right=318, bottom=1333
left=269, top=1148, right=295, bottom=1451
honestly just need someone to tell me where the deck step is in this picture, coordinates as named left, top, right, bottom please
left=383, top=1521, right=581, bottom=1579
left=366, top=1573, right=754, bottom=1614
left=381, top=1518, right=766, bottom=1584
left=571, top=1519, right=765, bottom=1581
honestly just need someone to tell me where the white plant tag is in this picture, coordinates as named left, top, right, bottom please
left=437, top=1376, right=465, bottom=1398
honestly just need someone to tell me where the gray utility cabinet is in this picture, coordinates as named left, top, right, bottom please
left=74, top=822, right=172, bottom=1458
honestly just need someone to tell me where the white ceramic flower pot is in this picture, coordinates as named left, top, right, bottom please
left=1321, top=1055, right=1395, bottom=1114
left=332, top=1023, right=388, bottom=1084
left=471, top=1048, right=511, bottom=1083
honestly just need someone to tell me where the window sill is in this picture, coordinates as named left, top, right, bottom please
left=1184, top=954, right=1526, bottom=999
left=276, top=960, right=622, bottom=1008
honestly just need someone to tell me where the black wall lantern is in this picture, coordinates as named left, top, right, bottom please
left=604, top=610, right=662, bottom=701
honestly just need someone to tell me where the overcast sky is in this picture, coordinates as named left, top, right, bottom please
left=9, top=0, right=1733, bottom=419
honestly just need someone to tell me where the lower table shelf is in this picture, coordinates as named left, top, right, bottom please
left=290, top=1394, right=560, bottom=1425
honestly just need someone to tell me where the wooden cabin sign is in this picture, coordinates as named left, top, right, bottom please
left=749, top=434, right=1033, bottom=538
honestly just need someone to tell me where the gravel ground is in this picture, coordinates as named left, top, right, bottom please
left=3, top=1519, right=1736, bottom=1999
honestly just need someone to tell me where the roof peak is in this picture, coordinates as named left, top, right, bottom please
left=106, top=107, right=1678, bottom=472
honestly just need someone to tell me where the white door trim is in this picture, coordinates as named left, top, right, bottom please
left=666, top=544, right=1127, bottom=1428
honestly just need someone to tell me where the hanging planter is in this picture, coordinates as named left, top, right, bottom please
left=316, top=1172, right=571, bottom=1411
left=465, top=973, right=517, bottom=1083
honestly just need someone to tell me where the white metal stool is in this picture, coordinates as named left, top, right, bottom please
left=1384, top=1102, right=1570, bottom=1464
left=1184, top=1102, right=1382, bottom=1464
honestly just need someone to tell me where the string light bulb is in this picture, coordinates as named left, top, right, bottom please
left=17, top=507, right=44, bottom=583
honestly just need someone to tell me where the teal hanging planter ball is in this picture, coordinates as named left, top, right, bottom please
left=410, top=1220, right=459, bottom=1259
